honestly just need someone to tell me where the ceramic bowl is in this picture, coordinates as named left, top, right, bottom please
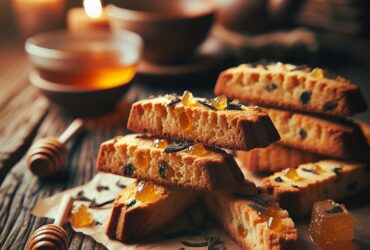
left=25, top=30, right=142, bottom=117
left=107, top=0, right=215, bottom=64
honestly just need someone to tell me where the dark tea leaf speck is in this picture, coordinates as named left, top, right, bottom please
left=196, top=100, right=217, bottom=111
left=323, top=101, right=338, bottom=112
left=164, top=141, right=193, bottom=153
left=166, top=98, right=181, bottom=107
left=274, top=176, right=284, bottom=182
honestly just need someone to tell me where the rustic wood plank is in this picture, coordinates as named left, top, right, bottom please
left=0, top=106, right=127, bottom=250
left=0, top=85, right=49, bottom=183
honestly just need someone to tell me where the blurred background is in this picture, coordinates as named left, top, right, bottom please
left=0, top=0, right=369, bottom=121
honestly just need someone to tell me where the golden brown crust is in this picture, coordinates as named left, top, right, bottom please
left=237, top=144, right=323, bottom=174
left=96, top=134, right=244, bottom=191
left=266, top=108, right=369, bottom=159
left=106, top=182, right=199, bottom=242
left=203, top=186, right=298, bottom=250
left=262, top=160, right=370, bottom=217
left=214, top=63, right=367, bottom=117
left=127, top=96, right=280, bottom=150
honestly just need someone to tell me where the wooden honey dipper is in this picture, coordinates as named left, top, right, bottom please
left=28, top=194, right=74, bottom=250
left=27, top=119, right=84, bottom=178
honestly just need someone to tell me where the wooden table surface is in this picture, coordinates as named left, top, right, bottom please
left=0, top=40, right=369, bottom=250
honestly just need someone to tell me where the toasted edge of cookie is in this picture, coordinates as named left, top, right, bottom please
left=214, top=63, right=367, bottom=117
left=127, top=96, right=280, bottom=150
left=106, top=181, right=199, bottom=242
left=203, top=182, right=298, bottom=250
left=262, top=160, right=370, bottom=217
left=96, top=134, right=245, bottom=191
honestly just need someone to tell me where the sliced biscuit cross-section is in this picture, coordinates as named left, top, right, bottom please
left=96, top=134, right=244, bottom=191
left=127, top=94, right=280, bottom=150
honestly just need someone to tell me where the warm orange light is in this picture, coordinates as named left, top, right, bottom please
left=83, top=0, right=102, bottom=19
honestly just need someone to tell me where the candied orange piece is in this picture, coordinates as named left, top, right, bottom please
left=182, top=90, right=198, bottom=106
left=188, top=143, right=208, bottom=156
left=211, top=95, right=228, bottom=110
left=179, top=112, right=192, bottom=131
left=311, top=68, right=325, bottom=79
left=71, top=204, right=93, bottom=228
left=257, top=205, right=284, bottom=233
left=135, top=181, right=162, bottom=203
left=135, top=152, right=149, bottom=170
left=309, top=199, right=353, bottom=249
left=153, top=138, right=169, bottom=149
left=282, top=168, right=302, bottom=181
left=312, top=165, right=325, bottom=174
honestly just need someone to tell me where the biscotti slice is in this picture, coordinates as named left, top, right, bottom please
left=106, top=181, right=199, bottom=241
left=203, top=183, right=298, bottom=250
left=237, top=144, right=323, bottom=174
left=266, top=108, right=369, bottom=159
left=214, top=63, right=367, bottom=117
left=127, top=91, right=280, bottom=150
left=96, top=134, right=244, bottom=191
left=262, top=160, right=370, bottom=217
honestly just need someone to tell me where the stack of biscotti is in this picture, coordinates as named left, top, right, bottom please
left=215, top=62, right=368, bottom=174
left=96, top=91, right=300, bottom=249
left=215, top=62, right=370, bottom=217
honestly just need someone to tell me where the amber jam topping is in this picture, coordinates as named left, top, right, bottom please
left=257, top=205, right=284, bottom=233
left=182, top=90, right=199, bottom=106
left=309, top=199, right=353, bottom=249
left=153, top=138, right=169, bottom=149
left=71, top=204, right=94, bottom=228
left=310, top=68, right=325, bottom=79
left=188, top=143, right=209, bottom=156
left=282, top=168, right=302, bottom=181
left=135, top=152, right=149, bottom=170
left=179, top=112, right=192, bottom=131
left=312, top=165, right=325, bottom=175
left=135, top=181, right=162, bottom=203
left=212, top=95, right=228, bottom=110
left=237, top=224, right=248, bottom=238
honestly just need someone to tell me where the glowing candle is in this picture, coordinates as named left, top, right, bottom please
left=67, top=0, right=109, bottom=32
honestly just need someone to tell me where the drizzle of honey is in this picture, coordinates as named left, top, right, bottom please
left=258, top=205, right=284, bottom=233
left=135, top=152, right=149, bottom=170
left=212, top=95, right=228, bottom=110
left=71, top=204, right=94, bottom=228
left=188, top=143, right=209, bottom=156
left=310, top=68, right=325, bottom=79
left=237, top=224, right=248, bottom=238
left=153, top=138, right=169, bottom=149
left=135, top=181, right=162, bottom=203
left=182, top=90, right=198, bottom=106
left=282, top=168, right=302, bottom=181
left=179, top=112, right=192, bottom=131
left=38, top=65, right=136, bottom=89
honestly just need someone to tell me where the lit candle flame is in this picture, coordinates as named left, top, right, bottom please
left=83, top=0, right=103, bottom=19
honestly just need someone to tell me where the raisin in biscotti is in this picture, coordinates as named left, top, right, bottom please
left=236, top=144, right=323, bottom=174
left=203, top=182, right=298, bottom=250
left=265, top=108, right=369, bottom=159
left=262, top=160, right=370, bottom=218
left=214, top=63, right=367, bottom=117
left=96, top=134, right=244, bottom=191
left=106, top=181, right=199, bottom=242
left=127, top=92, right=280, bottom=150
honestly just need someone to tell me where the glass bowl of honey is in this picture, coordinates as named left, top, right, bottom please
left=26, top=30, right=142, bottom=117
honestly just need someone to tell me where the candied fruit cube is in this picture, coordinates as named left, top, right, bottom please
left=179, top=112, right=192, bottom=131
left=256, top=205, right=284, bottom=233
left=282, top=168, right=302, bottom=181
left=135, top=152, right=149, bottom=170
left=136, top=181, right=162, bottom=203
left=310, top=68, right=325, bottom=79
left=309, top=199, right=353, bottom=249
left=188, top=143, right=208, bottom=156
left=182, top=90, right=198, bottom=106
left=71, top=204, right=94, bottom=228
left=211, top=95, right=228, bottom=110
left=153, top=138, right=169, bottom=149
